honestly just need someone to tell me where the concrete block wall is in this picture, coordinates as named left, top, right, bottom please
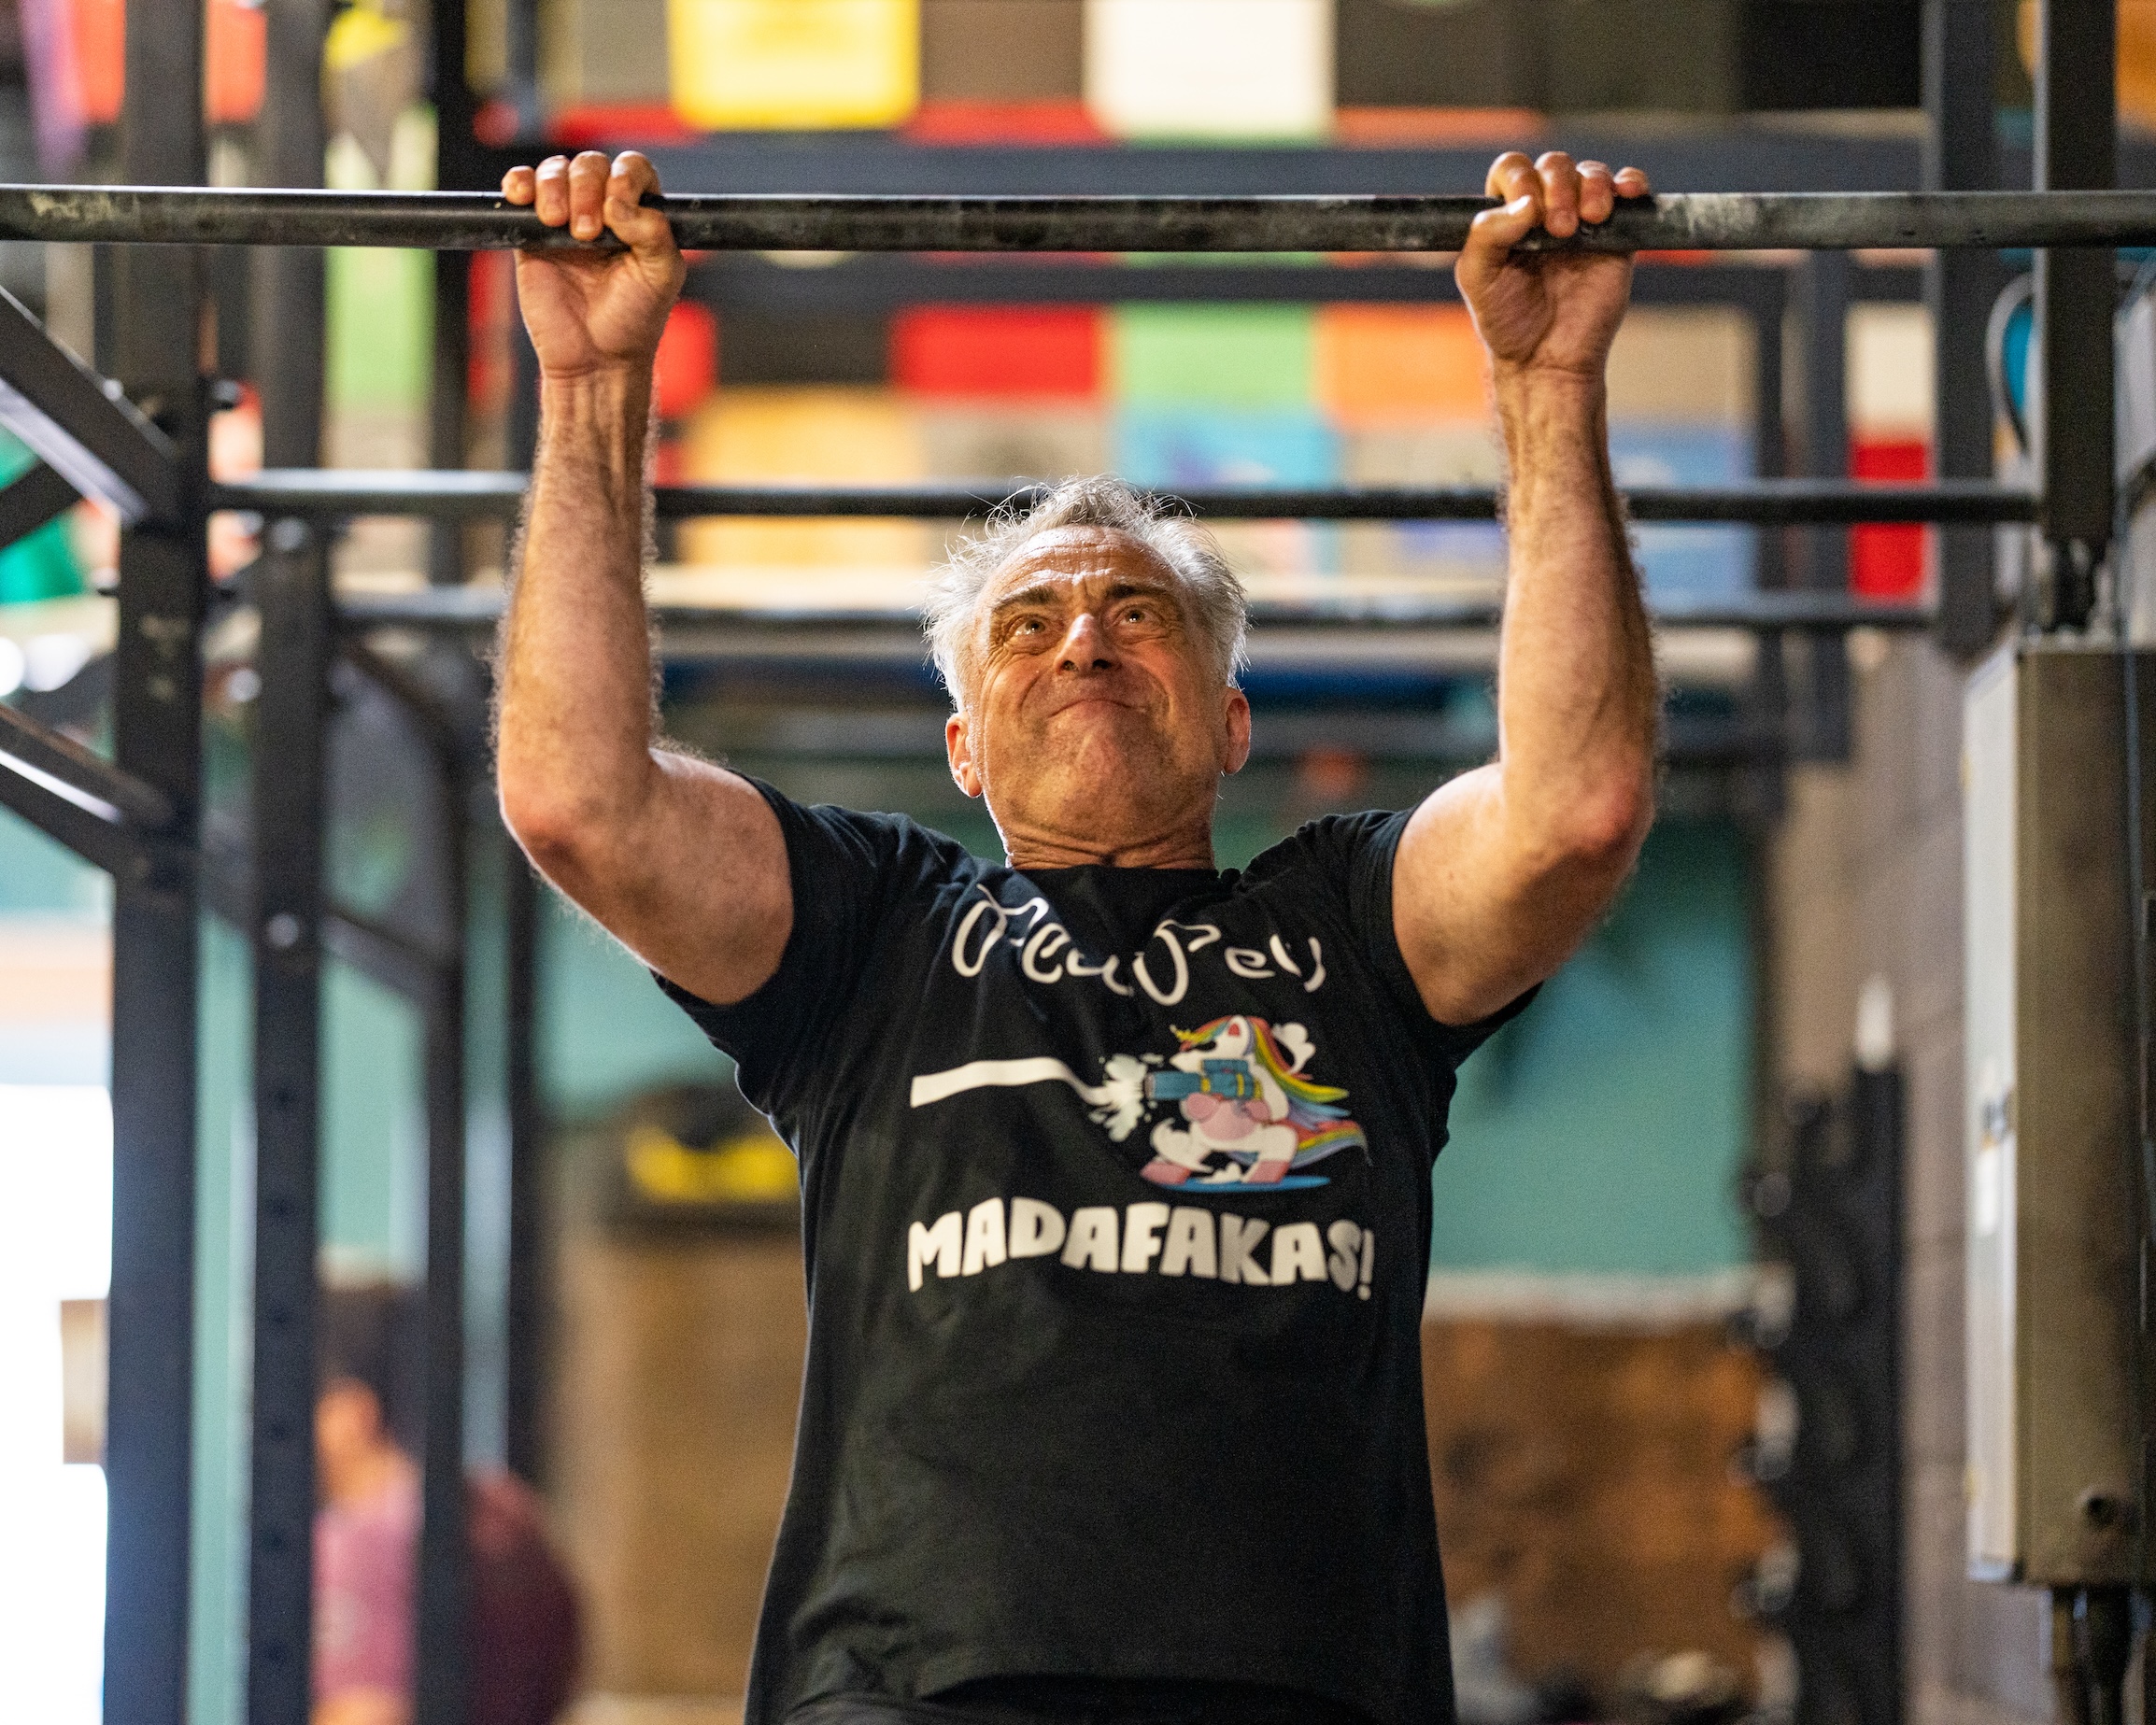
left=1768, top=637, right=2052, bottom=1725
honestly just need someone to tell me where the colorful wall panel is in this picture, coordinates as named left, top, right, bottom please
left=668, top=0, right=920, bottom=130
left=1609, top=424, right=1755, bottom=600
left=1084, top=0, right=1333, bottom=140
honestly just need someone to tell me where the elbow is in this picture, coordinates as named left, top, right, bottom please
left=499, top=766, right=598, bottom=884
left=1550, top=770, right=1654, bottom=881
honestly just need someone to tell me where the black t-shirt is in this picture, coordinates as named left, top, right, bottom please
left=657, top=781, right=1529, bottom=1725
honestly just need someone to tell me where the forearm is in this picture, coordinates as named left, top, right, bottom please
left=496, top=366, right=660, bottom=841
left=1492, top=369, right=1657, bottom=855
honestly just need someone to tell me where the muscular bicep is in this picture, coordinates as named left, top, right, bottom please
left=1392, top=761, right=1639, bottom=1026
left=516, top=749, right=793, bottom=1008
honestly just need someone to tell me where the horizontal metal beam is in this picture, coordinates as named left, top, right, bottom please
left=10, top=185, right=2156, bottom=253
left=0, top=288, right=177, bottom=522
left=221, top=471, right=2035, bottom=526
left=0, top=460, right=79, bottom=548
left=339, top=587, right=1931, bottom=638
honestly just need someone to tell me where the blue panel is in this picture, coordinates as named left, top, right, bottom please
left=1610, top=423, right=1758, bottom=601
left=1432, top=819, right=1754, bottom=1277
left=1113, top=406, right=1340, bottom=488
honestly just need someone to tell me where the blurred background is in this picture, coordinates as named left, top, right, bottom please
left=0, top=2, right=2129, bottom=1723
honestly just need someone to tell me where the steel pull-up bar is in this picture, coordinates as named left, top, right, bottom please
left=8, top=185, right=2156, bottom=252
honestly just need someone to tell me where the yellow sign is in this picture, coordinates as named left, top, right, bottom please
left=669, top=0, right=920, bottom=131
left=626, top=1123, right=799, bottom=1207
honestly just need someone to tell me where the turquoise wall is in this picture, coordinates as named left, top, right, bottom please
left=1433, top=820, right=1755, bottom=1276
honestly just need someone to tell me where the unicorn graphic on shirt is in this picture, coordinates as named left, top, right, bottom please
left=1140, top=1014, right=1366, bottom=1190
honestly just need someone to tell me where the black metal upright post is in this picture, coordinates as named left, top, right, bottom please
left=252, top=0, right=330, bottom=472
left=104, top=4, right=207, bottom=1722
left=502, top=841, right=545, bottom=1483
left=243, top=5, right=333, bottom=1718
left=246, top=520, right=332, bottom=1725
left=1924, top=0, right=2003, bottom=657
left=1796, top=252, right=1853, bottom=758
left=430, top=0, right=475, bottom=587
left=417, top=751, right=470, bottom=1725
left=2032, top=0, right=2117, bottom=632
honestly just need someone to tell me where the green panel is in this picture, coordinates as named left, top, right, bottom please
left=539, top=892, right=734, bottom=1120
left=1432, top=820, right=1754, bottom=1276
left=321, top=957, right=426, bottom=1279
left=0, top=802, right=109, bottom=917
left=1110, top=305, right=1316, bottom=408
left=327, top=247, right=434, bottom=413
left=188, top=914, right=251, bottom=1725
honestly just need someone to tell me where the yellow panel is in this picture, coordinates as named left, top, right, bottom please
left=669, top=0, right=919, bottom=130
left=676, top=387, right=930, bottom=573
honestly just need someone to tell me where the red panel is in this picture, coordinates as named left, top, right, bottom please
left=546, top=104, right=701, bottom=148
left=206, top=0, right=266, bottom=125
left=654, top=303, right=717, bottom=422
left=1851, top=438, right=1929, bottom=599
left=892, top=306, right=1100, bottom=400
left=906, top=100, right=1107, bottom=145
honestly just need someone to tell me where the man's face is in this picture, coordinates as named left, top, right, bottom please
left=945, top=527, right=1251, bottom=860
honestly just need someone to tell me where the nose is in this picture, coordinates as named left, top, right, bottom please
left=1057, top=609, right=1117, bottom=674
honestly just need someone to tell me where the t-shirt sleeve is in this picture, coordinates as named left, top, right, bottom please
left=651, top=778, right=918, bottom=1111
left=1258, top=807, right=1538, bottom=1068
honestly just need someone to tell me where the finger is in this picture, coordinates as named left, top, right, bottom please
left=1537, top=149, right=1581, bottom=239
left=567, top=149, right=613, bottom=243
left=1483, top=149, right=1535, bottom=201
left=532, top=156, right=572, bottom=227
left=1613, top=165, right=1652, bottom=198
left=604, top=150, right=679, bottom=263
left=1578, top=160, right=1616, bottom=226
left=501, top=164, right=536, bottom=205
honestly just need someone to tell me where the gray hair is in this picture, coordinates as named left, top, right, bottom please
left=922, top=474, right=1249, bottom=710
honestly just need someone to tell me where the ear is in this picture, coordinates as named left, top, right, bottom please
left=1222, top=687, right=1253, bottom=775
left=946, top=712, right=984, bottom=798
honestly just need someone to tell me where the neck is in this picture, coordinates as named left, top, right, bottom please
left=1002, top=821, right=1217, bottom=871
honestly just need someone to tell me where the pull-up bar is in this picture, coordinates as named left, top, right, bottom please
left=8, top=185, right=2156, bottom=252
left=216, top=472, right=2037, bottom=525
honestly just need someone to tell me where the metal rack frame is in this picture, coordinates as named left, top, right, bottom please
left=0, top=2, right=2123, bottom=1720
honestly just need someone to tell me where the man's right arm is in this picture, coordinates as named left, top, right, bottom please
left=493, top=150, right=792, bottom=1006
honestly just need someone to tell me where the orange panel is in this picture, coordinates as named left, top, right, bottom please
left=72, top=0, right=124, bottom=126
left=206, top=0, right=266, bottom=125
left=1314, top=304, right=1487, bottom=428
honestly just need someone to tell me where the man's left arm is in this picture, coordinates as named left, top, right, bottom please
left=1393, top=150, right=1660, bottom=1026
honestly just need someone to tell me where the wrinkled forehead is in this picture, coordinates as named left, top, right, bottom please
left=980, top=525, right=1185, bottom=614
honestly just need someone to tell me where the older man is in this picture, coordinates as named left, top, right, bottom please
left=496, top=148, right=1658, bottom=1725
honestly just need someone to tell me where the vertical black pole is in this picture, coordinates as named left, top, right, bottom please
left=105, top=2, right=207, bottom=1721
left=252, top=0, right=329, bottom=472
left=1796, top=252, right=1852, bottom=759
left=1752, top=276, right=1788, bottom=594
left=2032, top=0, right=2116, bottom=633
left=1924, top=0, right=2003, bottom=658
left=430, top=0, right=476, bottom=587
left=416, top=755, right=470, bottom=1725
left=502, top=841, right=546, bottom=1482
left=246, top=521, right=331, bottom=1725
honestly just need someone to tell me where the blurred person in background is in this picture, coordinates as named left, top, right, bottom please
left=315, top=1281, right=583, bottom=1725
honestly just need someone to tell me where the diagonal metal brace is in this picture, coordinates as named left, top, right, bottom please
left=0, top=460, right=79, bottom=548
left=0, top=288, right=177, bottom=523
left=0, top=700, right=173, bottom=874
